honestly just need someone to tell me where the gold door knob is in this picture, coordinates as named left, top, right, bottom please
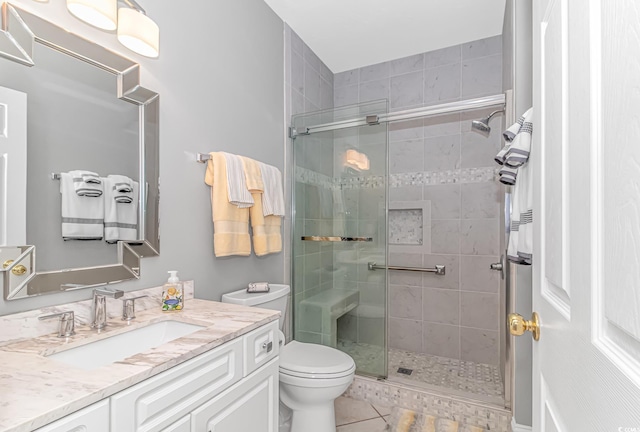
left=2, top=260, right=27, bottom=276
left=508, top=312, right=540, bottom=341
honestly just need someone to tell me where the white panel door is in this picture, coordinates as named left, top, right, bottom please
left=0, top=86, right=27, bottom=246
left=532, top=0, right=640, bottom=430
left=34, top=400, right=109, bottom=432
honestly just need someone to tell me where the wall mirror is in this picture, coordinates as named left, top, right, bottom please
left=0, top=3, right=159, bottom=300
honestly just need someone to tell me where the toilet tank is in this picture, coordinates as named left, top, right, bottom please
left=221, top=284, right=290, bottom=330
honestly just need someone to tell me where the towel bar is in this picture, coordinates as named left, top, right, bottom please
left=368, top=262, right=446, bottom=275
left=301, top=236, right=373, bottom=242
left=196, top=153, right=211, bottom=163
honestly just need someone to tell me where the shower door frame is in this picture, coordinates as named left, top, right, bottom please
left=289, top=92, right=512, bottom=409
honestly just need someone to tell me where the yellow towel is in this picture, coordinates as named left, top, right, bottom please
left=240, top=156, right=264, bottom=192
left=249, top=192, right=282, bottom=256
left=205, top=152, right=251, bottom=257
left=396, top=409, right=416, bottom=432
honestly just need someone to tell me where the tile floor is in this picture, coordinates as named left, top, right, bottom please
left=335, top=396, right=391, bottom=432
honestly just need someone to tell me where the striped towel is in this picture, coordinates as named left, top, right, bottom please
left=222, top=152, right=254, bottom=208
left=258, top=162, right=285, bottom=217
left=107, top=175, right=135, bottom=203
left=70, top=170, right=103, bottom=197
left=502, top=108, right=533, bottom=167
left=60, top=172, right=104, bottom=240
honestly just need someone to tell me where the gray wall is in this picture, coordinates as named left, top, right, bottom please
left=333, top=37, right=505, bottom=367
left=1, top=0, right=285, bottom=316
left=503, top=0, right=533, bottom=427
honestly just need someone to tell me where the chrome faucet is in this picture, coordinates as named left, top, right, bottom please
left=91, top=287, right=124, bottom=330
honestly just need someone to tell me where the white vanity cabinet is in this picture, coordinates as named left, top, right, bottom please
left=34, top=400, right=109, bottom=432
left=111, top=320, right=279, bottom=432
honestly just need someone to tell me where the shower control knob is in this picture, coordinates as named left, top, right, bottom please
left=489, top=262, right=503, bottom=271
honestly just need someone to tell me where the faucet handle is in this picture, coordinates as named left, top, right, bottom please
left=39, top=311, right=76, bottom=338
left=121, top=295, right=148, bottom=321
left=94, top=287, right=124, bottom=299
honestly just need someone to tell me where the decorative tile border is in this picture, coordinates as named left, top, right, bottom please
left=295, top=166, right=500, bottom=190
left=343, top=375, right=511, bottom=432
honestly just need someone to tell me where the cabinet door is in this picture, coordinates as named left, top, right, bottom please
left=191, top=358, right=279, bottom=432
left=159, top=416, right=190, bottom=432
left=35, top=400, right=109, bottom=432
left=243, top=321, right=279, bottom=376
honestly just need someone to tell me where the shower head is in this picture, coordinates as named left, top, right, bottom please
left=471, top=109, right=504, bottom=134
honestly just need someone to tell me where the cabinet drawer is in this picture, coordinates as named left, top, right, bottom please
left=191, top=358, right=279, bottom=432
left=35, top=400, right=109, bottom=432
left=111, top=337, right=242, bottom=432
left=159, top=415, right=190, bottom=432
left=243, top=320, right=279, bottom=376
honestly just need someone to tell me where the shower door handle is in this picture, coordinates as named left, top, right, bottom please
left=489, top=255, right=505, bottom=279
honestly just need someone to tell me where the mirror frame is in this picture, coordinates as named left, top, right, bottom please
left=0, top=3, right=160, bottom=300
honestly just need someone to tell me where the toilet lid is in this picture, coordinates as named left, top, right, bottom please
left=279, top=341, right=355, bottom=377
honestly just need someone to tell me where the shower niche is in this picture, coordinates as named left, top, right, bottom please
left=388, top=201, right=431, bottom=253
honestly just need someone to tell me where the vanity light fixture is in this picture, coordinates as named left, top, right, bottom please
left=117, top=0, right=159, bottom=58
left=66, top=0, right=118, bottom=31
left=66, top=0, right=159, bottom=58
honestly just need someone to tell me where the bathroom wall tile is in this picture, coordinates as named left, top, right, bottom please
left=424, top=62, right=461, bottom=104
left=303, top=252, right=321, bottom=291
left=290, top=27, right=303, bottom=54
left=424, top=44, right=461, bottom=69
left=390, top=71, right=424, bottom=109
left=390, top=53, right=424, bottom=76
left=320, top=61, right=334, bottom=84
left=297, top=330, right=323, bottom=344
left=460, top=255, right=500, bottom=293
left=303, top=43, right=322, bottom=74
left=461, top=35, right=503, bottom=60
left=357, top=187, right=385, bottom=219
left=424, top=134, right=461, bottom=171
left=423, top=322, right=460, bottom=358
left=390, top=285, right=423, bottom=320
left=304, top=98, right=319, bottom=113
left=460, top=182, right=502, bottom=219
left=321, top=78, right=334, bottom=110
left=423, top=113, right=461, bottom=138
left=389, top=118, right=424, bottom=142
left=430, top=219, right=460, bottom=255
left=460, top=292, right=499, bottom=330
left=335, top=69, right=359, bottom=88
left=298, top=299, right=323, bottom=333
left=423, top=254, right=460, bottom=290
left=461, top=54, right=502, bottom=98
left=389, top=253, right=423, bottom=287
left=423, top=288, right=460, bottom=325
left=461, top=130, right=501, bottom=168
left=358, top=316, right=385, bottom=346
left=460, top=219, right=499, bottom=255
left=389, top=185, right=422, bottom=202
left=390, top=139, right=424, bottom=174
left=334, top=85, right=359, bottom=107
left=291, top=50, right=304, bottom=95
left=291, top=89, right=305, bottom=116
left=358, top=281, right=386, bottom=305
left=460, top=327, right=499, bottom=365
left=304, top=66, right=322, bottom=108
left=360, top=61, right=390, bottom=82
left=359, top=78, right=390, bottom=103
left=389, top=318, right=423, bottom=351
left=423, top=184, right=461, bottom=219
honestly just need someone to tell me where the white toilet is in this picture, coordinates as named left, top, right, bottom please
left=221, top=284, right=356, bottom=432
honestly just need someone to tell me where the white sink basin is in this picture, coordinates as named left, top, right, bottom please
left=47, top=320, right=205, bottom=370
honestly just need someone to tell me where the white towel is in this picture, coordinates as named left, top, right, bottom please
left=503, top=108, right=533, bottom=168
left=60, top=172, right=104, bottom=240
left=258, top=162, right=285, bottom=217
left=501, top=107, right=534, bottom=265
left=107, top=174, right=135, bottom=203
left=103, top=176, right=139, bottom=243
left=70, top=170, right=103, bottom=197
left=222, top=152, right=254, bottom=208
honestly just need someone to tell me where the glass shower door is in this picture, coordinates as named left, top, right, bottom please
left=291, top=100, right=388, bottom=378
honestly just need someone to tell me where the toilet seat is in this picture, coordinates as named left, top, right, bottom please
left=279, top=341, right=356, bottom=379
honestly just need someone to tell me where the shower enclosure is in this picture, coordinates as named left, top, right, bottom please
left=291, top=95, right=508, bottom=407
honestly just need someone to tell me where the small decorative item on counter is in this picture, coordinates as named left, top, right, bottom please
left=247, top=282, right=270, bottom=293
left=162, top=270, right=184, bottom=311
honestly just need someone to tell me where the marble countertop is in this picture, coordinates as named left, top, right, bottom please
left=0, top=297, right=280, bottom=432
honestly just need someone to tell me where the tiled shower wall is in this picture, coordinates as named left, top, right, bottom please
left=333, top=36, right=505, bottom=366
left=285, top=26, right=337, bottom=342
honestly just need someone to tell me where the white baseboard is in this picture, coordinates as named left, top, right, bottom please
left=511, top=418, right=533, bottom=432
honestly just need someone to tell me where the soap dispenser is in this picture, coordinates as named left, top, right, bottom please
left=162, top=271, right=184, bottom=311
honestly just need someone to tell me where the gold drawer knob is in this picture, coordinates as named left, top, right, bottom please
left=2, top=260, right=27, bottom=276
left=508, top=312, right=540, bottom=341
